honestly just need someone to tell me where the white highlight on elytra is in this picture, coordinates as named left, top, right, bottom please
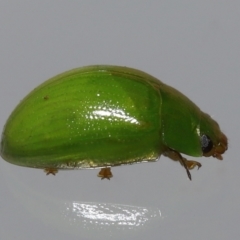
left=93, top=108, right=139, bottom=124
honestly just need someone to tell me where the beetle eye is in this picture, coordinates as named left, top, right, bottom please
left=201, top=135, right=213, bottom=153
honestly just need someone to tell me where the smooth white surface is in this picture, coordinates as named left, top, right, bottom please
left=0, top=1, right=239, bottom=239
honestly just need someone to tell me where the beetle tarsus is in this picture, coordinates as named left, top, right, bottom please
left=98, top=167, right=113, bottom=180
left=184, top=160, right=202, bottom=170
left=44, top=168, right=58, bottom=175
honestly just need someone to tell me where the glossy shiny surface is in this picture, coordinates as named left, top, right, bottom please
left=0, top=65, right=227, bottom=172
left=1, top=66, right=162, bottom=168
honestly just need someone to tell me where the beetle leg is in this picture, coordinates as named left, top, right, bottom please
left=163, top=149, right=201, bottom=180
left=98, top=167, right=113, bottom=180
left=183, top=160, right=202, bottom=170
left=44, top=168, right=58, bottom=175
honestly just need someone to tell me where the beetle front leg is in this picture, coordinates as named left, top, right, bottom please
left=184, top=159, right=202, bottom=170
left=163, top=148, right=201, bottom=180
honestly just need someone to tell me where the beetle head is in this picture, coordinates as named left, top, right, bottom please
left=202, top=132, right=228, bottom=160
left=200, top=113, right=228, bottom=160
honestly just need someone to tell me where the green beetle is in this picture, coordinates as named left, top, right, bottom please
left=0, top=65, right=227, bottom=180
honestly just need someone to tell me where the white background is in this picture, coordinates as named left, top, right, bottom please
left=0, top=1, right=239, bottom=240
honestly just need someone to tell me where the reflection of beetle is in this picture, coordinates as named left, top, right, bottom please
left=0, top=65, right=227, bottom=180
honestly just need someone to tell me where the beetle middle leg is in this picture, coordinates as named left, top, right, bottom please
left=163, top=148, right=201, bottom=180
